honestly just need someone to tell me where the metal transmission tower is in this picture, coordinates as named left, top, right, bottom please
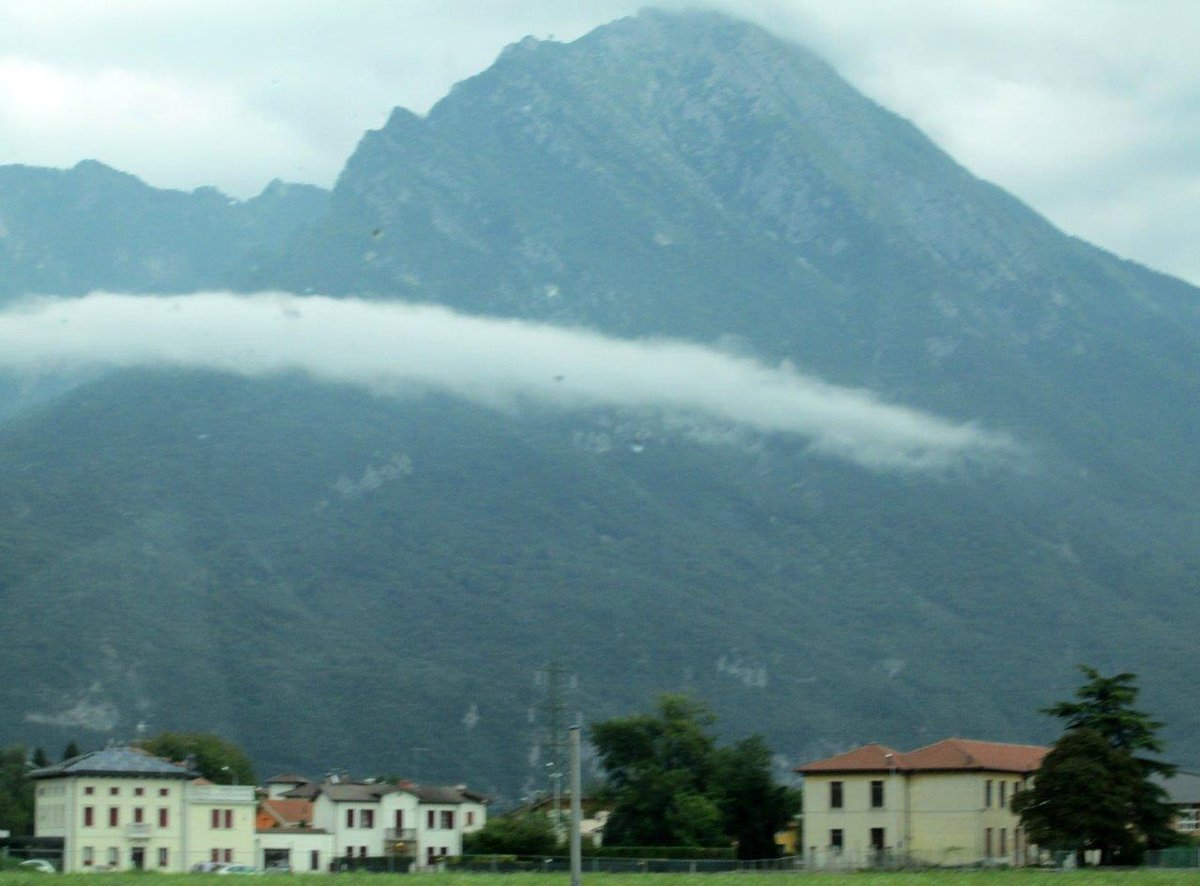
left=534, top=661, right=574, bottom=832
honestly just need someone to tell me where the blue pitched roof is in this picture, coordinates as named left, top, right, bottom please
left=30, top=746, right=195, bottom=780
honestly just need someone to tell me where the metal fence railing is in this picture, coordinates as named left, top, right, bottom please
left=1145, top=847, right=1200, bottom=868
left=449, top=854, right=803, bottom=873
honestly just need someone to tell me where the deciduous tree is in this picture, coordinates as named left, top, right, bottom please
left=591, top=695, right=796, bottom=858
left=462, top=813, right=559, bottom=856
left=137, top=732, right=255, bottom=786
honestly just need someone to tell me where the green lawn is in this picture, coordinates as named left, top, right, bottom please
left=1, top=873, right=1197, bottom=885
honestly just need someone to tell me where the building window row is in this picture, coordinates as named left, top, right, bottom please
left=828, top=828, right=887, bottom=852
left=827, top=779, right=886, bottom=810
left=984, top=778, right=1023, bottom=808
left=211, top=808, right=235, bottom=829
left=82, top=786, right=168, bottom=797
left=426, top=810, right=455, bottom=829
left=984, top=826, right=1010, bottom=857
left=346, top=808, right=375, bottom=829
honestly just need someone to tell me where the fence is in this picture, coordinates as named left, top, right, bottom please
left=1145, top=846, right=1200, bottom=868
left=451, top=854, right=802, bottom=873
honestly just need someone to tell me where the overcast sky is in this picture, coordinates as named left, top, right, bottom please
left=1, top=0, right=1197, bottom=284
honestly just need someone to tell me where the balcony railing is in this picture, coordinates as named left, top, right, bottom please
left=126, top=822, right=152, bottom=839
left=386, top=828, right=417, bottom=842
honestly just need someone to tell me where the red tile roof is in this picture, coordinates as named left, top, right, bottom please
left=798, top=738, right=1047, bottom=775
left=904, top=738, right=1047, bottom=773
left=798, top=743, right=907, bottom=773
left=259, top=798, right=314, bottom=827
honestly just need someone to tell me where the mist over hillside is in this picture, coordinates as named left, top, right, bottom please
left=1, top=10, right=1197, bottom=798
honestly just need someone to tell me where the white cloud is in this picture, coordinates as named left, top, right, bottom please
left=0, top=292, right=1015, bottom=472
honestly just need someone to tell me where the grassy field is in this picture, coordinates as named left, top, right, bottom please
left=1, top=873, right=1197, bottom=885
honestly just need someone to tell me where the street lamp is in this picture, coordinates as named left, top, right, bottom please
left=221, top=765, right=238, bottom=786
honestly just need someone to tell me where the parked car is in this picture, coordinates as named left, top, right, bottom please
left=191, top=861, right=227, bottom=873
left=216, top=865, right=261, bottom=875
left=17, top=860, right=57, bottom=873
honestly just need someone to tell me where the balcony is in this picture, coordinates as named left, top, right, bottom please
left=385, top=828, right=417, bottom=842
left=126, top=822, right=152, bottom=840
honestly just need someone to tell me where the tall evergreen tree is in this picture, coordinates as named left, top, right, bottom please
left=1015, top=666, right=1179, bottom=864
left=0, top=746, right=35, bottom=835
left=1014, top=729, right=1142, bottom=865
left=61, top=740, right=80, bottom=761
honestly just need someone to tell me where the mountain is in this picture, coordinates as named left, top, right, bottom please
left=1, top=10, right=1198, bottom=801
left=0, top=160, right=328, bottom=300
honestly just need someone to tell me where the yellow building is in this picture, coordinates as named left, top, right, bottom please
left=798, top=738, right=1047, bottom=869
left=184, top=781, right=258, bottom=868
left=31, top=746, right=255, bottom=872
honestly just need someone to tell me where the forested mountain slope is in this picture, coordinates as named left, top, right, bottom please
left=1, top=10, right=1197, bottom=798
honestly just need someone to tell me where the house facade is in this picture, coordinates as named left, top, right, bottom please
left=1153, top=769, right=1200, bottom=836
left=30, top=746, right=256, bottom=873
left=272, top=778, right=487, bottom=871
left=799, top=738, right=1047, bottom=869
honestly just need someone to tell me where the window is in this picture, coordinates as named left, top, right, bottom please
left=870, top=827, right=885, bottom=850
left=984, top=827, right=993, bottom=857
left=441, top=810, right=454, bottom=829
left=362, top=809, right=374, bottom=829
left=108, top=807, right=119, bottom=827
left=999, top=781, right=1007, bottom=808
left=159, top=808, right=169, bottom=828
left=359, top=846, right=367, bottom=858
left=224, top=809, right=233, bottom=830
left=347, top=809, right=355, bottom=828
left=159, top=788, right=169, bottom=797
left=134, top=807, right=144, bottom=824
left=466, top=811, right=475, bottom=826
left=223, top=849, right=233, bottom=864
left=310, top=851, right=320, bottom=871
left=830, top=781, right=843, bottom=809
left=984, top=779, right=992, bottom=808
left=134, top=787, right=144, bottom=796
left=110, top=787, right=120, bottom=796
left=83, top=847, right=94, bottom=867
left=427, top=810, right=435, bottom=829
left=1013, top=780, right=1021, bottom=796
left=440, top=847, right=448, bottom=856
left=1000, top=827, right=1007, bottom=856
left=212, top=809, right=220, bottom=829
left=829, top=829, right=843, bottom=853
left=107, top=848, right=118, bottom=867
left=394, top=810, right=404, bottom=830
left=83, top=807, right=94, bottom=827
left=158, top=848, right=169, bottom=868
left=211, top=849, right=220, bottom=863
left=84, top=786, right=94, bottom=796
left=426, top=847, right=435, bottom=864
left=870, top=780, right=884, bottom=808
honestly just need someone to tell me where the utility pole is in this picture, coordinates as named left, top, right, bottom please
left=569, top=725, right=582, bottom=886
